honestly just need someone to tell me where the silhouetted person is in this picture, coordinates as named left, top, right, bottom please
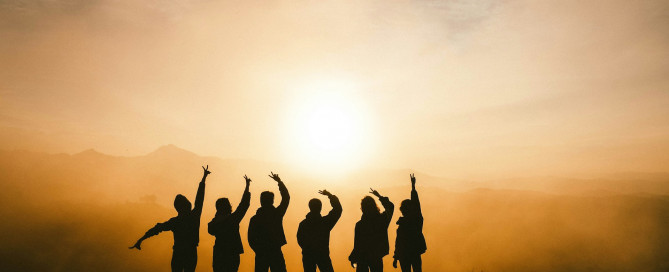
left=297, top=189, right=343, bottom=272
left=248, top=172, right=290, bottom=272
left=349, top=188, right=394, bottom=272
left=208, top=175, right=252, bottom=272
left=392, top=174, right=426, bottom=272
left=130, top=165, right=211, bottom=272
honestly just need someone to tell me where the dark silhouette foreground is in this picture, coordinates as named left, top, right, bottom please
left=297, top=189, right=343, bottom=272
left=130, top=165, right=210, bottom=272
left=248, top=172, right=290, bottom=272
left=349, top=189, right=394, bottom=272
left=208, top=175, right=252, bottom=272
left=393, top=173, right=426, bottom=272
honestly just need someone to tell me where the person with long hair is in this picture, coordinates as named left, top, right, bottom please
left=349, top=188, right=394, bottom=272
left=208, top=175, right=252, bottom=272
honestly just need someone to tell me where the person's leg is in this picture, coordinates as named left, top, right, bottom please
left=316, top=255, right=335, bottom=272
left=255, top=252, right=270, bottom=272
left=268, top=249, right=287, bottom=272
left=302, top=254, right=317, bottom=272
left=183, top=247, right=198, bottom=272
left=369, top=258, right=383, bottom=272
left=230, top=254, right=241, bottom=272
left=356, top=261, right=371, bottom=272
left=355, top=261, right=364, bottom=272
left=216, top=252, right=236, bottom=272
left=399, top=258, right=412, bottom=272
left=171, top=249, right=182, bottom=272
left=412, top=255, right=422, bottom=272
left=212, top=248, right=222, bottom=272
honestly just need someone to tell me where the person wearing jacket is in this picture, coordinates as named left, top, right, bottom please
left=297, top=189, right=342, bottom=272
left=248, top=172, right=290, bottom=272
left=130, top=165, right=211, bottom=272
left=392, top=174, right=426, bottom=272
left=349, top=188, right=394, bottom=272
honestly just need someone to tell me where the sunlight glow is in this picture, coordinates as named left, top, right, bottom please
left=283, top=78, right=371, bottom=173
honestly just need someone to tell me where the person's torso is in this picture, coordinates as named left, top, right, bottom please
left=212, top=215, right=243, bottom=252
left=396, top=216, right=427, bottom=255
left=299, top=216, right=332, bottom=255
left=170, top=213, right=200, bottom=249
left=355, top=215, right=390, bottom=257
left=250, top=208, right=286, bottom=249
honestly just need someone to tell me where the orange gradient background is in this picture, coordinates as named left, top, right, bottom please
left=1, top=0, right=668, bottom=271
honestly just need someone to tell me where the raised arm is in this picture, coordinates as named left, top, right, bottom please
left=231, top=175, right=252, bottom=223
left=370, top=188, right=394, bottom=226
left=269, top=172, right=290, bottom=216
left=192, top=165, right=211, bottom=216
left=319, top=189, right=342, bottom=229
left=129, top=219, right=174, bottom=250
left=410, top=173, right=422, bottom=218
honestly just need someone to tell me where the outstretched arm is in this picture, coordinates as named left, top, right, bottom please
left=370, top=188, right=394, bottom=226
left=232, top=175, right=252, bottom=223
left=410, top=173, right=422, bottom=218
left=129, top=220, right=173, bottom=250
left=269, top=172, right=290, bottom=216
left=319, top=189, right=342, bottom=229
left=192, top=165, right=211, bottom=216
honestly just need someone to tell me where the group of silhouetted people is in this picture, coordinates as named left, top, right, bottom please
left=130, top=166, right=426, bottom=272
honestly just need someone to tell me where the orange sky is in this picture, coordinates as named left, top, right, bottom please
left=1, top=0, right=668, bottom=179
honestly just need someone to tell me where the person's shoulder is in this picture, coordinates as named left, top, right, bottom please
left=298, top=218, right=308, bottom=228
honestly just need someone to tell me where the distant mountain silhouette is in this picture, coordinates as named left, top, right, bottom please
left=74, top=148, right=106, bottom=157
left=147, top=144, right=200, bottom=159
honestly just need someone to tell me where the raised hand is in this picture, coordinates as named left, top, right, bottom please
left=318, top=189, right=332, bottom=197
left=369, top=188, right=381, bottom=198
left=202, top=165, right=211, bottom=176
left=410, top=173, right=416, bottom=185
left=268, top=172, right=282, bottom=183
left=129, top=241, right=142, bottom=250
left=244, top=175, right=252, bottom=184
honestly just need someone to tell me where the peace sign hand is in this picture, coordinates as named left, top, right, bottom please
left=268, top=172, right=282, bottom=183
left=369, top=188, right=381, bottom=198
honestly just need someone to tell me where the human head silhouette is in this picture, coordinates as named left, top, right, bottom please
left=360, top=196, right=380, bottom=216
left=400, top=199, right=414, bottom=217
left=260, top=191, right=274, bottom=208
left=174, top=194, right=192, bottom=215
left=308, top=198, right=322, bottom=214
left=216, top=198, right=232, bottom=215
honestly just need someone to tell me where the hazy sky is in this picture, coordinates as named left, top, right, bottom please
left=1, top=0, right=668, bottom=178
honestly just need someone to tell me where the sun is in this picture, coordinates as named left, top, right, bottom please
left=283, top=78, right=371, bottom=173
